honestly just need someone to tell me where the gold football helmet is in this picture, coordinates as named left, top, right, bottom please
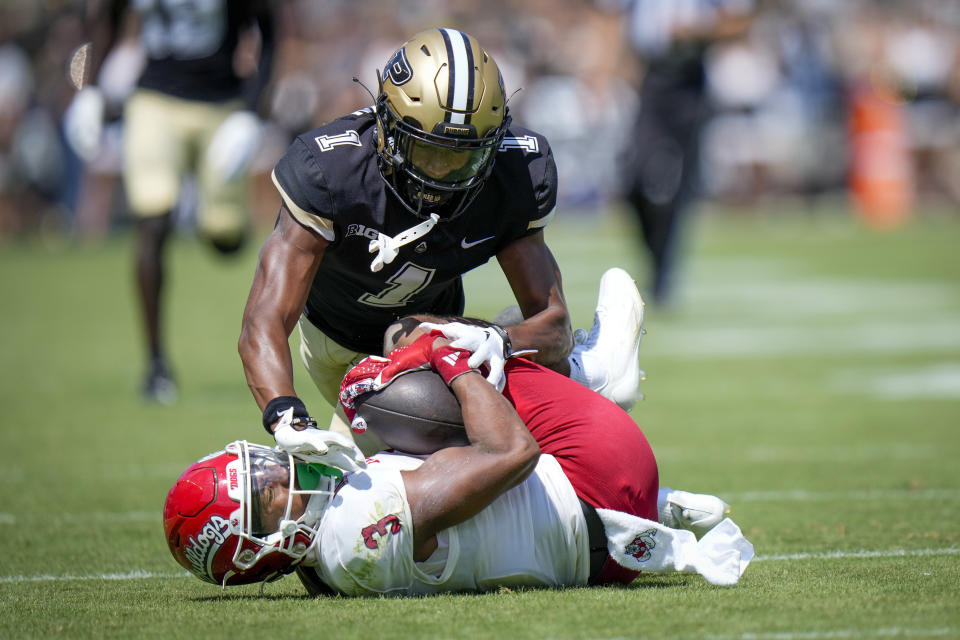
left=376, top=28, right=511, bottom=219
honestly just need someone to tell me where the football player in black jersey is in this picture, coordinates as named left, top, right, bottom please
left=238, top=28, right=645, bottom=453
left=65, top=0, right=276, bottom=404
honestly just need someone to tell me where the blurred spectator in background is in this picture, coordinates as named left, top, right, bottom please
left=514, top=5, right=638, bottom=211
left=63, top=0, right=277, bottom=404
left=882, top=5, right=960, bottom=208
left=0, top=3, right=87, bottom=236
left=603, top=0, right=755, bottom=305
left=701, top=2, right=845, bottom=207
left=1, top=0, right=958, bottom=306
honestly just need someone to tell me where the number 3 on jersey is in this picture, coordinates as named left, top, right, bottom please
left=359, top=262, right=435, bottom=308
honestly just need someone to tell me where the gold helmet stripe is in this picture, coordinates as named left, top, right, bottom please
left=438, top=28, right=475, bottom=125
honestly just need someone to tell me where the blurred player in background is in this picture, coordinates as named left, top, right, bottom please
left=64, top=0, right=276, bottom=403
left=607, top=0, right=754, bottom=303
left=239, top=28, right=645, bottom=454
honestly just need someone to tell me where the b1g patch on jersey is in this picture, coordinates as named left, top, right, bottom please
left=385, top=48, right=412, bottom=86
left=499, top=135, right=540, bottom=154
left=345, top=223, right=381, bottom=240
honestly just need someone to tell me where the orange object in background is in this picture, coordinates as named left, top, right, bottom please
left=848, top=78, right=914, bottom=227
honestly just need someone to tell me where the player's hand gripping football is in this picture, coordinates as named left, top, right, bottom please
left=273, top=407, right=366, bottom=473
left=339, top=333, right=477, bottom=434
left=418, top=321, right=510, bottom=390
left=338, top=337, right=439, bottom=420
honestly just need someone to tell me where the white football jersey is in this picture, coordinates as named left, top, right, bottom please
left=305, top=451, right=590, bottom=595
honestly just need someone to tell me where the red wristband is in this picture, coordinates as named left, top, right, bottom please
left=430, top=345, right=478, bottom=385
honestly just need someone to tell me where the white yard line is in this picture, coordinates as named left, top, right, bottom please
left=705, top=627, right=955, bottom=639
left=3, top=548, right=956, bottom=584
left=755, top=548, right=960, bottom=562
left=829, top=363, right=960, bottom=399
left=655, top=443, right=945, bottom=463
left=0, top=570, right=189, bottom=583
left=7, top=488, right=956, bottom=526
left=0, top=511, right=161, bottom=524
left=681, top=280, right=959, bottom=317
left=628, top=267, right=960, bottom=359
left=724, top=488, right=960, bottom=502
left=643, top=321, right=960, bottom=358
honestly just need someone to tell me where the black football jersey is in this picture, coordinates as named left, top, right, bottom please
left=135, top=0, right=262, bottom=103
left=272, top=109, right=558, bottom=354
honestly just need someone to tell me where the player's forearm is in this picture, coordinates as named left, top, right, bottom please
left=506, top=294, right=573, bottom=374
left=406, top=371, right=539, bottom=536
left=239, top=211, right=326, bottom=413
left=497, top=232, right=573, bottom=372
left=238, top=317, right=297, bottom=411
left=452, top=371, right=539, bottom=466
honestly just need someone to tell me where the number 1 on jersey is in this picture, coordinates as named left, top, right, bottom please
left=359, top=262, right=435, bottom=307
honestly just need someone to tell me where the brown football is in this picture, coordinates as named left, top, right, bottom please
left=354, top=370, right=468, bottom=455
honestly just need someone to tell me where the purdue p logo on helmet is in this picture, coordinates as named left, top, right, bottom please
left=384, top=48, right=413, bottom=86
left=376, top=28, right=510, bottom=220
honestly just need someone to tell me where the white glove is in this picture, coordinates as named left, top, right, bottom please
left=273, top=408, right=366, bottom=474
left=419, top=321, right=509, bottom=390
left=204, top=110, right=261, bottom=184
left=64, top=86, right=105, bottom=161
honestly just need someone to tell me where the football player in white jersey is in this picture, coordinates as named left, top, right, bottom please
left=165, top=330, right=752, bottom=594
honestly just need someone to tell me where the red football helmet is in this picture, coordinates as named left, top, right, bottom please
left=163, top=441, right=339, bottom=586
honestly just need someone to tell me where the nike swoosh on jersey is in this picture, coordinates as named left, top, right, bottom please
left=460, top=235, right=495, bottom=249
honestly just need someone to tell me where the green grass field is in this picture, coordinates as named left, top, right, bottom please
left=1, top=206, right=958, bottom=639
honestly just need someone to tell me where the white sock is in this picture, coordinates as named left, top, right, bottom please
left=567, top=346, right=607, bottom=391
left=657, top=487, right=677, bottom=527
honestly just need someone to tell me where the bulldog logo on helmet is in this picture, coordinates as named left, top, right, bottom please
left=183, top=514, right=232, bottom=582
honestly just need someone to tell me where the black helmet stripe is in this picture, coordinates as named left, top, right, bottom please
left=463, top=32, right=476, bottom=121
left=439, top=28, right=474, bottom=125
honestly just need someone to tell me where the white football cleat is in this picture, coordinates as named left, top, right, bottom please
left=568, top=267, right=646, bottom=410
left=658, top=488, right=732, bottom=539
